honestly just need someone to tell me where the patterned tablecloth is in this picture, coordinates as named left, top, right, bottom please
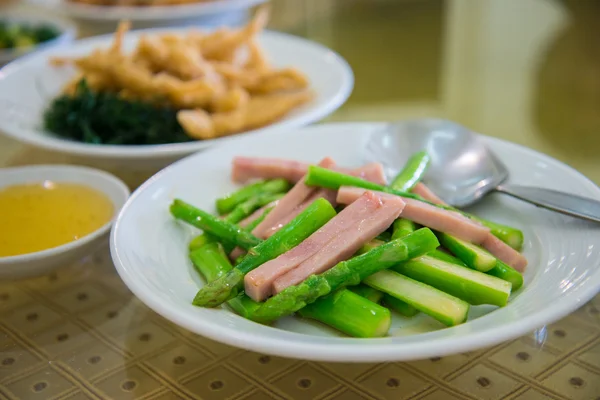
left=0, top=247, right=599, bottom=400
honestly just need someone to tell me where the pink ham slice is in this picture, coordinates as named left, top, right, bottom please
left=337, top=186, right=528, bottom=271
left=272, top=193, right=406, bottom=294
left=244, top=191, right=384, bottom=302
left=251, top=157, right=336, bottom=239
left=232, top=157, right=387, bottom=185
left=232, top=157, right=309, bottom=184
left=412, top=183, right=447, bottom=205
left=336, top=186, right=490, bottom=244
left=342, top=163, right=387, bottom=186
left=262, top=187, right=338, bottom=239
left=481, top=234, right=528, bottom=272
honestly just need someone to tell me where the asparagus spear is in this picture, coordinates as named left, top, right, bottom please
left=357, top=239, right=387, bottom=255
left=437, top=233, right=497, bottom=272
left=251, top=228, right=439, bottom=321
left=189, top=198, right=278, bottom=251
left=190, top=242, right=231, bottom=283
left=188, top=242, right=261, bottom=317
left=226, top=193, right=284, bottom=225
left=305, top=166, right=525, bottom=249
left=390, top=151, right=431, bottom=191
left=383, top=294, right=420, bottom=317
left=393, top=255, right=512, bottom=307
left=349, top=284, right=384, bottom=303
left=428, top=240, right=522, bottom=291
left=359, top=226, right=420, bottom=317
left=474, top=218, right=524, bottom=251
left=391, top=219, right=417, bottom=240
left=171, top=199, right=261, bottom=250
left=429, top=249, right=466, bottom=265
left=216, top=179, right=291, bottom=215
left=304, top=166, right=422, bottom=200
left=487, top=259, right=524, bottom=291
left=298, top=289, right=391, bottom=338
left=193, top=198, right=337, bottom=307
left=385, top=155, right=427, bottom=318
left=364, top=270, right=469, bottom=326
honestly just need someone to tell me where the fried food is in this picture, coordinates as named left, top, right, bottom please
left=49, top=5, right=313, bottom=141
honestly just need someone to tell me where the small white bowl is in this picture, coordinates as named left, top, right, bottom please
left=0, top=165, right=130, bottom=279
left=0, top=12, right=76, bottom=66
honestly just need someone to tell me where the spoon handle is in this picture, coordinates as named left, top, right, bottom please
left=496, top=184, right=600, bottom=223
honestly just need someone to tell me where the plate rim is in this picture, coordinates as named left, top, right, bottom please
left=27, top=0, right=268, bottom=21
left=0, top=28, right=354, bottom=160
left=110, top=122, right=600, bottom=362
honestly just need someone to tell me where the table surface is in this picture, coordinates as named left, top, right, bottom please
left=1, top=1, right=599, bottom=399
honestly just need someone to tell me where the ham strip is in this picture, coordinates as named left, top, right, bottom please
left=413, top=183, right=447, bottom=205
left=238, top=200, right=280, bottom=228
left=482, top=234, right=528, bottom=272
left=244, top=192, right=383, bottom=302
left=343, top=162, right=387, bottom=186
left=251, top=157, right=336, bottom=239
left=263, top=187, right=338, bottom=239
left=232, top=156, right=387, bottom=185
left=336, top=186, right=490, bottom=244
left=232, top=157, right=309, bottom=184
left=272, top=194, right=406, bottom=294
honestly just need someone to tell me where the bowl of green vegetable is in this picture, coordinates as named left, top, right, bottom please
left=0, top=13, right=76, bottom=65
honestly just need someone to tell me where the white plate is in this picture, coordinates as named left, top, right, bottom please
left=0, top=28, right=353, bottom=168
left=28, top=0, right=266, bottom=22
left=0, top=12, right=76, bottom=66
left=110, top=122, right=600, bottom=362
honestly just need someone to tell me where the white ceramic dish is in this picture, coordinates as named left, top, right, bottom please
left=110, top=122, right=600, bottom=362
left=0, top=28, right=353, bottom=169
left=0, top=165, right=130, bottom=279
left=0, top=12, right=76, bottom=66
left=28, top=0, right=266, bottom=22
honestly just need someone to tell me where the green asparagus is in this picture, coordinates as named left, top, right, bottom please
left=393, top=255, right=512, bottom=307
left=251, top=228, right=439, bottom=321
left=357, top=229, right=420, bottom=316
left=304, top=166, right=422, bottom=200
left=171, top=199, right=261, bottom=250
left=348, top=284, right=384, bottom=304
left=226, top=193, right=284, bottom=224
left=475, top=218, right=524, bottom=251
left=383, top=294, right=419, bottom=317
left=216, top=179, right=291, bottom=215
left=437, top=233, right=497, bottom=272
left=391, top=219, right=417, bottom=240
left=190, top=242, right=231, bottom=283
left=487, top=260, right=524, bottom=291
left=189, top=197, right=278, bottom=252
left=188, top=242, right=261, bottom=317
left=364, top=270, right=469, bottom=326
left=357, top=239, right=387, bottom=255
left=298, top=289, right=391, bottom=338
left=193, top=198, right=337, bottom=307
left=390, top=151, right=431, bottom=191
left=428, top=249, right=466, bottom=266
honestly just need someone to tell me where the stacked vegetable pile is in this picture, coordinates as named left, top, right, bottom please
left=170, top=152, right=526, bottom=338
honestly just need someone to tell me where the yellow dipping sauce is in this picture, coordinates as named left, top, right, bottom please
left=0, top=181, right=114, bottom=257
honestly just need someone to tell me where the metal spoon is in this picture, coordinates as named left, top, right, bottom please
left=364, top=118, right=600, bottom=223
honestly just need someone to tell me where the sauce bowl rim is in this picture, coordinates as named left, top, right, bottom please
left=0, top=164, right=130, bottom=264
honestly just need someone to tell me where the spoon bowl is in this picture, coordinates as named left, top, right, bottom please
left=365, top=119, right=600, bottom=222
